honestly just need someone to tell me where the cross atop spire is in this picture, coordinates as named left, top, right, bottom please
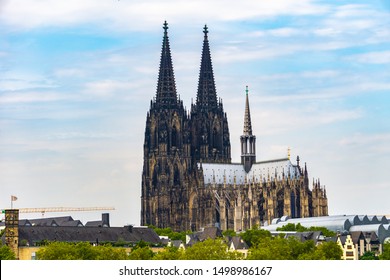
left=163, top=20, right=168, bottom=33
left=203, top=25, right=208, bottom=37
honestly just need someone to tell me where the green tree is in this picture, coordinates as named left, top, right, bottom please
left=288, top=238, right=316, bottom=260
left=153, top=246, right=184, bottom=260
left=181, top=238, right=242, bottom=260
left=248, top=237, right=292, bottom=260
left=359, top=251, right=378, bottom=260
left=94, top=245, right=129, bottom=260
left=307, top=226, right=336, bottom=237
left=0, top=241, right=16, bottom=260
left=247, top=236, right=316, bottom=260
left=133, top=240, right=149, bottom=249
left=128, top=246, right=154, bottom=260
left=276, top=223, right=297, bottom=231
left=240, top=226, right=271, bottom=247
left=222, top=229, right=236, bottom=237
left=248, top=236, right=335, bottom=260
left=379, top=242, right=390, bottom=260
left=309, top=241, right=342, bottom=260
left=276, top=223, right=335, bottom=237
left=36, top=242, right=128, bottom=260
left=148, top=225, right=190, bottom=243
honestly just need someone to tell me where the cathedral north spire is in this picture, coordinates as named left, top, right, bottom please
left=156, top=21, right=178, bottom=106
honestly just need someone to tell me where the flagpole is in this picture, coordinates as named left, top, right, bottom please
left=10, top=195, right=17, bottom=209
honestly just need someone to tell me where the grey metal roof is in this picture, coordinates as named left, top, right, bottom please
left=85, top=221, right=103, bottom=227
left=262, top=215, right=390, bottom=243
left=264, top=218, right=352, bottom=232
left=21, top=216, right=76, bottom=227
left=363, top=231, right=380, bottom=243
left=200, top=158, right=300, bottom=185
left=349, top=224, right=390, bottom=244
left=18, top=226, right=161, bottom=245
left=358, top=215, right=370, bottom=224
left=349, top=231, right=367, bottom=245
left=198, top=226, right=223, bottom=241
left=377, top=216, right=389, bottom=224
left=367, top=216, right=380, bottom=224
left=276, top=215, right=361, bottom=226
left=229, top=236, right=249, bottom=250
left=170, top=240, right=184, bottom=248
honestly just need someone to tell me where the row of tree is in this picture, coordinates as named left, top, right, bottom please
left=2, top=226, right=390, bottom=260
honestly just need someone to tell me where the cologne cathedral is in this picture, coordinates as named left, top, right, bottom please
left=141, top=22, right=328, bottom=232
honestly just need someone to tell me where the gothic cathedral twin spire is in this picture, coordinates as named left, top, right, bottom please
left=141, top=21, right=232, bottom=229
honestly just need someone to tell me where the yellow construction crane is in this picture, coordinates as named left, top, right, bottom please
left=1, top=207, right=115, bottom=217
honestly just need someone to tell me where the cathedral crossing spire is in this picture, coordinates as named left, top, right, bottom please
left=243, top=85, right=253, bottom=136
left=241, top=86, right=256, bottom=173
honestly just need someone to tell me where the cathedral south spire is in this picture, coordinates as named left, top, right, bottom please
left=156, top=21, right=178, bottom=107
left=190, top=25, right=231, bottom=163
left=196, top=25, right=218, bottom=110
left=241, top=86, right=256, bottom=173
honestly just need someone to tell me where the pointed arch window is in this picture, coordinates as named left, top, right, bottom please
left=172, top=125, right=177, bottom=147
left=212, top=127, right=218, bottom=149
left=174, top=165, right=180, bottom=186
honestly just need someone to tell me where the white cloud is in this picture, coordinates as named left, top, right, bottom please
left=82, top=79, right=148, bottom=98
left=1, top=0, right=329, bottom=31
left=0, top=91, right=70, bottom=103
left=0, top=74, right=58, bottom=91
left=339, top=133, right=390, bottom=147
left=54, top=68, right=87, bottom=79
left=314, top=4, right=388, bottom=38
left=268, top=27, right=304, bottom=37
left=347, top=50, right=390, bottom=64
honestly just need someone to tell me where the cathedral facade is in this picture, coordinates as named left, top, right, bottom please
left=141, top=22, right=328, bottom=232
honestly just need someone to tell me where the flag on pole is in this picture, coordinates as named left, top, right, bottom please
left=11, top=195, right=18, bottom=201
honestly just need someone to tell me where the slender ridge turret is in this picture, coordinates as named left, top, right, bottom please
left=241, top=86, right=256, bottom=172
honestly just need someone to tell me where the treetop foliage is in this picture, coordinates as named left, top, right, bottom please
left=379, top=242, right=390, bottom=260
left=276, top=223, right=336, bottom=237
left=0, top=241, right=16, bottom=260
left=147, top=225, right=191, bottom=243
left=39, top=224, right=390, bottom=260
left=36, top=242, right=128, bottom=260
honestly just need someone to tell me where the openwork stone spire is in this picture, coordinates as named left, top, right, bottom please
left=243, top=86, right=253, bottom=136
left=156, top=21, right=178, bottom=106
left=196, top=25, right=218, bottom=110
left=241, top=86, right=256, bottom=173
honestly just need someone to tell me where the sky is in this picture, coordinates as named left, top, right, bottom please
left=1, top=0, right=389, bottom=227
